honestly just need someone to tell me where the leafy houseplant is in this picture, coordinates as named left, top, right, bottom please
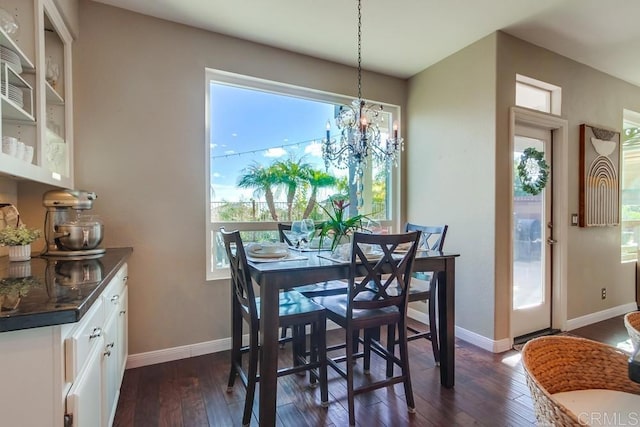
left=0, top=224, right=41, bottom=246
left=317, top=197, right=370, bottom=251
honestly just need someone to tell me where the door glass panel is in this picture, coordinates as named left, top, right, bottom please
left=513, top=136, right=546, bottom=309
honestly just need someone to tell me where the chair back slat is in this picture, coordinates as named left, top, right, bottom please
left=277, top=223, right=293, bottom=246
left=348, top=231, right=421, bottom=315
left=220, top=228, right=259, bottom=322
left=405, top=223, right=448, bottom=251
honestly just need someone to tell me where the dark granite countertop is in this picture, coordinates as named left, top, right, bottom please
left=0, top=247, right=132, bottom=332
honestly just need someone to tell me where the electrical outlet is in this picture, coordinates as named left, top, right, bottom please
left=571, top=214, right=579, bottom=226
left=601, top=288, right=607, bottom=300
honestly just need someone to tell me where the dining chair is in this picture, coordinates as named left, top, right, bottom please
left=402, top=222, right=448, bottom=367
left=278, top=222, right=350, bottom=339
left=522, top=335, right=640, bottom=426
left=220, top=229, right=328, bottom=426
left=312, top=231, right=421, bottom=427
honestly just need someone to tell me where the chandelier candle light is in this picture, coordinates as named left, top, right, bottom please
left=322, top=0, right=404, bottom=193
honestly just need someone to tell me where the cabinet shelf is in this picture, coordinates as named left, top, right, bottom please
left=0, top=27, right=34, bottom=71
left=1, top=96, right=34, bottom=121
left=45, top=80, right=63, bottom=104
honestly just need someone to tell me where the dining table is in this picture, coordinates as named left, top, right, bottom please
left=246, top=248, right=460, bottom=426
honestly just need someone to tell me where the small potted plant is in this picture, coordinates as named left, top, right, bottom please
left=317, top=197, right=370, bottom=251
left=0, top=224, right=41, bottom=261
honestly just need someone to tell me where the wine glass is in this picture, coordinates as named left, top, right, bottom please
left=302, top=219, right=315, bottom=243
left=290, top=220, right=305, bottom=248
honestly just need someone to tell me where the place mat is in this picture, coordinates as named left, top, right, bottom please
left=246, top=254, right=308, bottom=263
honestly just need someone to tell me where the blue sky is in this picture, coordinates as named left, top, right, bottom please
left=209, top=83, right=338, bottom=202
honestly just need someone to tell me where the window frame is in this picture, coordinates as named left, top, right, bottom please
left=205, top=68, right=403, bottom=280
left=621, top=109, right=640, bottom=263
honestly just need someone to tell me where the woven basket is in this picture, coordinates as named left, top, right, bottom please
left=625, top=311, right=640, bottom=351
left=521, top=336, right=640, bottom=427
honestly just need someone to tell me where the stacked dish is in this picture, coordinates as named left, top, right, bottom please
left=0, top=80, right=23, bottom=107
left=0, top=45, right=21, bottom=75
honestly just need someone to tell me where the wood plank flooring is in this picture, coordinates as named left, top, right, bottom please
left=113, top=315, right=632, bottom=427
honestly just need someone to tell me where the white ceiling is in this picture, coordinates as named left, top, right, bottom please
left=92, top=0, right=640, bottom=85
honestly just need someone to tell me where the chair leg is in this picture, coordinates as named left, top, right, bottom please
left=317, top=319, right=329, bottom=407
left=280, top=325, right=288, bottom=348
left=346, top=327, right=356, bottom=427
left=242, top=331, right=259, bottom=427
left=363, top=328, right=372, bottom=374
left=309, top=323, right=318, bottom=387
left=386, top=324, right=396, bottom=377
left=397, top=319, right=416, bottom=414
left=227, top=302, right=243, bottom=391
left=428, top=297, right=440, bottom=365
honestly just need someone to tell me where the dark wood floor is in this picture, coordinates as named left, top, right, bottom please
left=113, top=315, right=632, bottom=427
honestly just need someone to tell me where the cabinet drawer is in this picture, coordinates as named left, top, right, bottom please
left=65, top=297, right=104, bottom=383
left=103, top=264, right=128, bottom=320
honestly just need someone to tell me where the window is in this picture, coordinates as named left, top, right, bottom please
left=515, top=74, right=561, bottom=115
left=621, top=109, right=640, bottom=262
left=205, top=70, right=402, bottom=279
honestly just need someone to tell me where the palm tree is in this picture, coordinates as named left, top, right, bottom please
left=273, top=156, right=312, bottom=221
left=302, top=169, right=337, bottom=219
left=237, top=162, right=279, bottom=220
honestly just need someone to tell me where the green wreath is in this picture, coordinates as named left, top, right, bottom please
left=517, top=147, right=549, bottom=196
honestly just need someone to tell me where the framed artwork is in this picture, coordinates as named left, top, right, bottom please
left=579, top=124, right=620, bottom=227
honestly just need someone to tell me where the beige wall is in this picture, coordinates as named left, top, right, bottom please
left=407, top=34, right=498, bottom=338
left=53, top=0, right=79, bottom=38
left=495, top=32, right=639, bottom=334
left=67, top=1, right=406, bottom=354
left=408, top=30, right=640, bottom=343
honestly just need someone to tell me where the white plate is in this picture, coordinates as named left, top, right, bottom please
left=247, top=250, right=288, bottom=259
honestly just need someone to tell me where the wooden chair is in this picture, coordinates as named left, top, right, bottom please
left=220, top=229, right=328, bottom=426
left=522, top=336, right=640, bottom=426
left=312, top=231, right=421, bottom=426
left=403, top=223, right=448, bottom=366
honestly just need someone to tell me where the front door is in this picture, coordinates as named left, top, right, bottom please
left=511, top=124, right=553, bottom=338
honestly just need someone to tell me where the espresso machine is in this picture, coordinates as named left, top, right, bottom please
left=42, top=189, right=105, bottom=258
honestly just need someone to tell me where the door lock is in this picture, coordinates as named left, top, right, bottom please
left=546, top=238, right=557, bottom=245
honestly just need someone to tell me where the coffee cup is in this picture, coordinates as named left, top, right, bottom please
left=2, top=136, right=17, bottom=156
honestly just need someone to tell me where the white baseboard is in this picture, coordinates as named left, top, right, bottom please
left=565, top=302, right=637, bottom=331
left=407, top=307, right=511, bottom=353
left=135, top=305, right=589, bottom=369
left=126, top=321, right=342, bottom=369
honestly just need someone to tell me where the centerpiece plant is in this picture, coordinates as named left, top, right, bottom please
left=0, top=224, right=41, bottom=246
left=317, top=197, right=370, bottom=251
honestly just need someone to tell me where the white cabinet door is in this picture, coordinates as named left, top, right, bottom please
left=102, top=310, right=118, bottom=427
left=117, top=286, right=128, bottom=380
left=66, top=340, right=103, bottom=427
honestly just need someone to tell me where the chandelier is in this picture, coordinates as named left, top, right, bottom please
left=322, top=0, right=404, bottom=179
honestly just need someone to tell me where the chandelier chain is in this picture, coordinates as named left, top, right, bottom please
left=357, top=0, right=362, bottom=100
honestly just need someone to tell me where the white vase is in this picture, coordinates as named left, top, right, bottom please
left=8, top=244, right=31, bottom=262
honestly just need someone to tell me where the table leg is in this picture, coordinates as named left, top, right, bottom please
left=259, top=282, right=279, bottom=425
left=437, top=258, right=455, bottom=388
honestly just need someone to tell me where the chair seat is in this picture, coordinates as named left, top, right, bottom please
left=312, top=294, right=400, bottom=326
left=254, top=290, right=326, bottom=320
left=294, top=280, right=348, bottom=297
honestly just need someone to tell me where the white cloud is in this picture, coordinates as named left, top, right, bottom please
left=305, top=141, right=323, bottom=157
left=264, top=147, right=287, bottom=158
left=212, top=172, right=222, bottom=178
left=224, top=150, right=235, bottom=155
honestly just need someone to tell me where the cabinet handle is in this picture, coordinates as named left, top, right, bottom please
left=124, top=275, right=128, bottom=283
left=89, top=327, right=102, bottom=339
left=119, top=309, right=127, bottom=316
left=104, top=349, right=111, bottom=357
left=111, top=294, right=120, bottom=303
left=107, top=342, right=115, bottom=349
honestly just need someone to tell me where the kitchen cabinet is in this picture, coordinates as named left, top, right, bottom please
left=0, top=0, right=73, bottom=188
left=0, top=261, right=129, bottom=427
